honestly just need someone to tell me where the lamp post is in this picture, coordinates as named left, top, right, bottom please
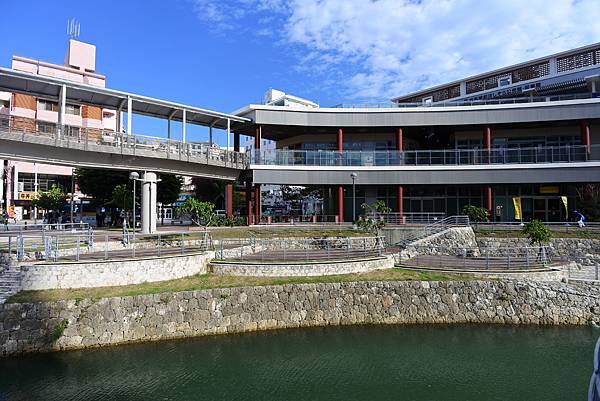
left=129, top=172, right=139, bottom=241
left=157, top=202, right=163, bottom=226
left=350, top=172, right=358, bottom=223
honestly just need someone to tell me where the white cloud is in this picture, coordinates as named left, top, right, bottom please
left=191, top=0, right=600, bottom=101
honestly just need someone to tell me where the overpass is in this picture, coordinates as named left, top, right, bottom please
left=0, top=68, right=250, bottom=179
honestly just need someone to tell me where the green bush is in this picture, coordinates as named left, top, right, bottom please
left=51, top=319, right=69, bottom=342
left=179, top=198, right=215, bottom=227
left=462, top=205, right=489, bottom=222
left=522, top=220, right=552, bottom=246
left=214, top=215, right=246, bottom=227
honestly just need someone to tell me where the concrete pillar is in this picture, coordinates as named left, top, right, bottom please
left=0, top=159, right=3, bottom=213
left=581, top=120, right=591, bottom=155
left=127, top=96, right=132, bottom=137
left=254, top=184, right=261, bottom=224
left=337, top=185, right=344, bottom=224
left=246, top=181, right=253, bottom=225
left=226, top=184, right=233, bottom=218
left=182, top=109, right=187, bottom=143
left=337, top=128, right=343, bottom=151
left=254, top=126, right=261, bottom=164
left=141, top=172, right=158, bottom=234
left=485, top=186, right=493, bottom=215
left=59, top=85, right=66, bottom=138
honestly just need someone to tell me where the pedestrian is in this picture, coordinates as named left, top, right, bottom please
left=574, top=210, right=586, bottom=228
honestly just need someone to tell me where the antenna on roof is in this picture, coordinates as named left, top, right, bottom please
left=67, top=18, right=81, bottom=39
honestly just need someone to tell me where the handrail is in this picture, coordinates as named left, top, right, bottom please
left=396, top=215, right=470, bottom=247
left=252, top=145, right=598, bottom=167
left=0, top=115, right=248, bottom=169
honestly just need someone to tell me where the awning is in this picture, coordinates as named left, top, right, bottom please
left=0, top=67, right=249, bottom=129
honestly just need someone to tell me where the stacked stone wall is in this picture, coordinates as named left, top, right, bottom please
left=2, top=280, right=599, bottom=356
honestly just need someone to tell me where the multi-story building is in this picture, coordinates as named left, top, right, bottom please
left=234, top=43, right=600, bottom=223
left=1, top=39, right=115, bottom=221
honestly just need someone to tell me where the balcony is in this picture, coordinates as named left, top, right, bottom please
left=252, top=145, right=600, bottom=167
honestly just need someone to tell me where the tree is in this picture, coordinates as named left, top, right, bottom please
left=523, top=220, right=552, bottom=246
left=357, top=200, right=392, bottom=235
left=191, top=177, right=226, bottom=206
left=157, top=174, right=183, bottom=205
left=34, top=185, right=67, bottom=223
left=111, top=184, right=133, bottom=211
left=462, top=205, right=489, bottom=222
left=179, top=198, right=215, bottom=227
left=576, top=184, right=600, bottom=222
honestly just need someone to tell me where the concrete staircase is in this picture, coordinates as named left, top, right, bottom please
left=0, top=269, right=22, bottom=304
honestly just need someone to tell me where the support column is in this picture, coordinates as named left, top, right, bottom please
left=337, top=185, right=344, bottom=224
left=254, top=126, right=261, bottom=163
left=245, top=181, right=253, bottom=225
left=581, top=120, right=591, bottom=155
left=485, top=186, right=493, bottom=216
left=209, top=124, right=213, bottom=146
left=59, top=85, right=66, bottom=138
left=397, top=185, right=404, bottom=221
left=337, top=128, right=343, bottom=152
left=182, top=109, right=187, bottom=143
left=226, top=184, right=233, bottom=218
left=126, top=96, right=132, bottom=137
left=483, top=126, right=491, bottom=163
left=141, top=172, right=158, bottom=234
left=396, top=127, right=403, bottom=152
left=226, top=119, right=231, bottom=151
left=254, top=184, right=261, bottom=224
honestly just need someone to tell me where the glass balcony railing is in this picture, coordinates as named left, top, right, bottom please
left=252, top=145, right=600, bottom=167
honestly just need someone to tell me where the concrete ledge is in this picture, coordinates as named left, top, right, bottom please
left=398, top=265, right=568, bottom=281
left=19, top=251, right=214, bottom=290
left=210, top=255, right=394, bottom=277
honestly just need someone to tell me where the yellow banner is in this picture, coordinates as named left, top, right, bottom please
left=512, top=197, right=522, bottom=220
left=18, top=191, right=37, bottom=201
left=561, top=196, right=568, bottom=214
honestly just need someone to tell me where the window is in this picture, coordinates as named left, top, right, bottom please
left=37, top=121, right=56, bottom=134
left=65, top=104, right=81, bottom=116
left=0, top=99, right=9, bottom=108
left=37, top=99, right=59, bottom=112
left=498, top=76, right=512, bottom=87
left=422, top=96, right=433, bottom=105
left=64, top=126, right=80, bottom=138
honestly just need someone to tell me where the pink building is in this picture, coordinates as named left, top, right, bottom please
left=1, top=39, right=116, bottom=221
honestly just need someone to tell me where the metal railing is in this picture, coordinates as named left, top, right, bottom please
left=374, top=212, right=446, bottom=225
left=252, top=145, right=599, bottom=167
left=397, top=245, right=553, bottom=270
left=214, top=236, right=384, bottom=262
left=256, top=214, right=342, bottom=225
left=0, top=115, right=247, bottom=169
left=0, top=230, right=213, bottom=262
left=334, top=93, right=596, bottom=108
left=0, top=222, right=89, bottom=233
left=395, top=215, right=470, bottom=247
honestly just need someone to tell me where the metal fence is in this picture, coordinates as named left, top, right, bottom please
left=397, top=245, right=553, bottom=270
left=0, top=230, right=213, bottom=263
left=215, top=236, right=384, bottom=262
left=0, top=222, right=90, bottom=233
left=252, top=144, right=599, bottom=167
left=395, top=215, right=470, bottom=247
left=0, top=115, right=247, bottom=169
left=374, top=212, right=446, bottom=225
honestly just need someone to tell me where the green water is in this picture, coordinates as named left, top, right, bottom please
left=0, top=324, right=596, bottom=401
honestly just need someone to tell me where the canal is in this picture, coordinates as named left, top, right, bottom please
left=0, top=324, right=596, bottom=400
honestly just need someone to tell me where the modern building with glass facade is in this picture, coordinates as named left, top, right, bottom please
left=232, top=42, right=600, bottom=223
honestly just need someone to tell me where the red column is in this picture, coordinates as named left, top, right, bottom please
left=397, top=185, right=404, bottom=222
left=337, top=128, right=343, bottom=151
left=254, top=184, right=261, bottom=224
left=581, top=120, right=591, bottom=155
left=245, top=181, right=253, bottom=225
left=483, top=126, right=491, bottom=163
left=396, top=127, right=403, bottom=151
left=226, top=184, right=233, bottom=218
left=485, top=186, right=493, bottom=215
left=254, top=126, right=261, bottom=149
left=337, top=185, right=344, bottom=224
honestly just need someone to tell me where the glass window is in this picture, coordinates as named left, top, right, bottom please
left=0, top=99, right=9, bottom=108
left=65, top=104, right=81, bottom=115
left=37, top=121, right=56, bottom=134
left=37, top=99, right=59, bottom=112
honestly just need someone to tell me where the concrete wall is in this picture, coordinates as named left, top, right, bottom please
left=2, top=280, right=600, bottom=356
left=210, top=256, right=394, bottom=277
left=19, top=252, right=214, bottom=290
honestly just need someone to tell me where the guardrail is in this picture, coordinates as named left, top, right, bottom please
left=214, top=236, right=384, bottom=262
left=396, top=215, right=470, bottom=247
left=333, top=93, right=595, bottom=108
left=0, top=222, right=89, bottom=234
left=374, top=212, right=446, bottom=225
left=0, top=230, right=213, bottom=262
left=252, top=145, right=599, bottom=167
left=0, top=115, right=247, bottom=169
left=397, top=245, right=553, bottom=270
left=256, top=215, right=342, bottom=225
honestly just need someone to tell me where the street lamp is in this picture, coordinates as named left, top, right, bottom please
left=350, top=172, right=358, bottom=222
left=129, top=172, right=139, bottom=241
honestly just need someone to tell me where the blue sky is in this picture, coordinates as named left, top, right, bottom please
left=1, top=0, right=600, bottom=142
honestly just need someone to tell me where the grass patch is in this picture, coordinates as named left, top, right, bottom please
left=7, top=268, right=465, bottom=304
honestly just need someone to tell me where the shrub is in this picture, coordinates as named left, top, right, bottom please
left=522, top=220, right=552, bottom=246
left=462, top=205, right=489, bottom=222
left=51, top=319, right=69, bottom=342
left=179, top=198, right=215, bottom=227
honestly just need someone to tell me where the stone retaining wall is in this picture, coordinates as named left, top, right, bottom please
left=2, top=280, right=599, bottom=356
left=19, top=252, right=214, bottom=290
left=210, top=256, right=394, bottom=277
